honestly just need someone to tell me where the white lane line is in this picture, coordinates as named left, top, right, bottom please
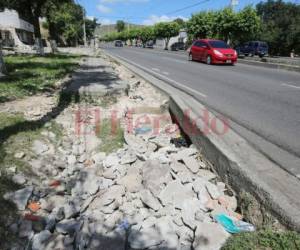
left=152, top=68, right=160, bottom=72
left=281, top=83, right=300, bottom=89
left=162, top=56, right=188, bottom=64
left=112, top=54, right=207, bottom=98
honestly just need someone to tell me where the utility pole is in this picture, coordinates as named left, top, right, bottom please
left=83, top=8, right=87, bottom=47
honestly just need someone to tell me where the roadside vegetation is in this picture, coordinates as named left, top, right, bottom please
left=102, top=0, right=300, bottom=56
left=0, top=54, right=80, bottom=103
left=97, top=119, right=124, bottom=153
left=222, top=228, right=300, bottom=250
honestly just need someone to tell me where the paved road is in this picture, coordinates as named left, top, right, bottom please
left=103, top=46, right=300, bottom=178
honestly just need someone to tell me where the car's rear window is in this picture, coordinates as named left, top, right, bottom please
left=208, top=41, right=230, bottom=48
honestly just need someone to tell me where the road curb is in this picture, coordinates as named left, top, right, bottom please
left=104, top=51, right=300, bottom=232
left=235, top=59, right=300, bottom=73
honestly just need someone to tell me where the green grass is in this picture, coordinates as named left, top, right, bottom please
left=222, top=229, right=300, bottom=250
left=97, top=118, right=124, bottom=153
left=0, top=54, right=80, bottom=103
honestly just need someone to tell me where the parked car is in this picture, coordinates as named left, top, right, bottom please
left=188, top=39, right=238, bottom=65
left=145, top=41, right=154, bottom=49
left=171, top=42, right=185, bottom=51
left=114, top=40, right=123, bottom=47
left=236, top=41, right=268, bottom=57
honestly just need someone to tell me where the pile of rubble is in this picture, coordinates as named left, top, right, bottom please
left=2, top=54, right=240, bottom=250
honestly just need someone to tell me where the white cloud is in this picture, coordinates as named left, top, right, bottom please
left=86, top=16, right=95, bottom=20
left=97, top=4, right=112, bottom=13
left=143, top=15, right=188, bottom=25
left=98, top=18, right=114, bottom=25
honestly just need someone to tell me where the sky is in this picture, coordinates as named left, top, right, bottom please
left=78, top=0, right=288, bottom=25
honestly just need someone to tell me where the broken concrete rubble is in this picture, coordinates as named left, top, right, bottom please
left=1, top=52, right=238, bottom=250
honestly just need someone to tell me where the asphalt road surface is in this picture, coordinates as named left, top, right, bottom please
left=103, top=46, right=300, bottom=179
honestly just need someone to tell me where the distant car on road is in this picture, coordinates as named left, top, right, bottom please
left=236, top=41, right=268, bottom=58
left=189, top=39, right=238, bottom=65
left=145, top=41, right=154, bottom=49
left=114, top=40, right=123, bottom=47
left=171, top=42, right=185, bottom=51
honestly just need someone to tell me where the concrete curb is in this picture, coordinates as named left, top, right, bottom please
left=239, top=59, right=300, bottom=73
left=105, top=51, right=300, bottom=232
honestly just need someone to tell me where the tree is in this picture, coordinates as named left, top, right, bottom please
left=187, top=11, right=217, bottom=40
left=48, top=2, right=84, bottom=46
left=116, top=20, right=125, bottom=32
left=85, top=18, right=99, bottom=41
left=234, top=6, right=261, bottom=45
left=174, top=18, right=186, bottom=28
left=214, top=8, right=237, bottom=43
left=0, top=0, right=48, bottom=54
left=256, top=0, right=300, bottom=55
left=138, top=26, right=155, bottom=47
left=154, top=22, right=180, bottom=50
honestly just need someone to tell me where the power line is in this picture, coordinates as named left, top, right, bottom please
left=166, top=0, right=210, bottom=15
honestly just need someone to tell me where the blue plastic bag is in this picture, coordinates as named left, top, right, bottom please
left=215, top=213, right=255, bottom=234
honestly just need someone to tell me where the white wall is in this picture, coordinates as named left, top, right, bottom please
left=0, top=9, right=34, bottom=33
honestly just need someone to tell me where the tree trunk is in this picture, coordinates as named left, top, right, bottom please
left=165, top=38, right=169, bottom=50
left=48, top=21, right=58, bottom=54
left=0, top=42, right=6, bottom=76
left=32, top=14, right=44, bottom=55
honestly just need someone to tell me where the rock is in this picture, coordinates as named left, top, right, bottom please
left=197, top=170, right=217, bottom=181
left=40, top=195, right=66, bottom=212
left=72, top=144, right=85, bottom=156
left=155, top=216, right=179, bottom=249
left=56, top=219, right=82, bottom=235
left=67, top=155, right=77, bottom=165
left=193, top=222, right=230, bottom=250
left=192, top=179, right=210, bottom=205
left=170, top=161, right=188, bottom=173
left=174, top=148, right=198, bottom=160
left=4, top=186, right=33, bottom=210
left=32, top=140, right=49, bottom=155
left=182, top=156, right=200, bottom=174
left=104, top=211, right=123, bottom=229
left=32, top=230, right=52, bottom=250
left=89, top=230, right=126, bottom=250
left=92, top=152, right=106, bottom=164
left=19, top=220, right=33, bottom=238
left=64, top=200, right=80, bottom=219
left=12, top=173, right=26, bottom=185
left=14, top=152, right=25, bottom=159
left=103, top=154, right=120, bottom=168
left=90, top=185, right=125, bottom=208
left=142, top=216, right=157, bottom=229
left=120, top=149, right=137, bottom=165
left=181, top=198, right=204, bottom=230
left=158, top=180, right=195, bottom=209
left=178, top=226, right=194, bottom=250
left=118, top=170, right=142, bottom=193
left=142, top=159, right=171, bottom=197
left=103, top=168, right=117, bottom=180
left=119, top=202, right=136, bottom=216
left=206, top=182, right=221, bottom=200
left=128, top=226, right=163, bottom=249
left=217, top=182, right=226, bottom=192
left=177, top=172, right=193, bottom=184
left=124, top=133, right=148, bottom=154
left=140, top=189, right=161, bottom=211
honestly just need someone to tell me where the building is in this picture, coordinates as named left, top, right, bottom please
left=0, top=9, right=34, bottom=50
left=156, top=29, right=188, bottom=50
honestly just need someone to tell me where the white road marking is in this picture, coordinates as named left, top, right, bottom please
left=162, top=71, right=169, bottom=75
left=151, top=68, right=160, bottom=72
left=281, top=83, right=300, bottom=89
left=112, top=54, right=207, bottom=99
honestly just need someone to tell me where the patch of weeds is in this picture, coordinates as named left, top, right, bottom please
left=80, top=94, right=118, bottom=108
left=0, top=53, right=81, bottom=102
left=97, top=118, right=124, bottom=153
left=222, top=228, right=300, bottom=250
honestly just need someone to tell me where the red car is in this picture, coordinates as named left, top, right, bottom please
left=188, top=39, right=237, bottom=65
